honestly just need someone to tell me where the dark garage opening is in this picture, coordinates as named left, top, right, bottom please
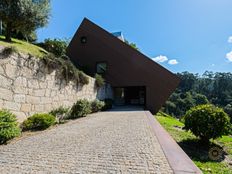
left=114, top=86, right=146, bottom=106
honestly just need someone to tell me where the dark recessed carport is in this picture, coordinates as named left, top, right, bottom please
left=114, top=86, right=146, bottom=106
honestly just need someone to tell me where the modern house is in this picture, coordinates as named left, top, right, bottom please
left=67, top=18, right=180, bottom=114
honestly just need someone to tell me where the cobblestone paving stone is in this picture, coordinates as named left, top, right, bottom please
left=0, top=111, right=173, bottom=174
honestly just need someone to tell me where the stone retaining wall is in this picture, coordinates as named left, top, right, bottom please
left=0, top=47, right=111, bottom=122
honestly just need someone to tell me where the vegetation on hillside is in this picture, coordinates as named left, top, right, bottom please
left=37, top=38, right=69, bottom=57
left=95, top=74, right=105, bottom=88
left=163, top=71, right=232, bottom=122
left=156, top=113, right=232, bottom=174
left=0, top=35, right=47, bottom=57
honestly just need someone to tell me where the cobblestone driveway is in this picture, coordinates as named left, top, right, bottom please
left=0, top=111, right=173, bottom=174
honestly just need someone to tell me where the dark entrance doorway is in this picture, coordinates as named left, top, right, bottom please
left=114, top=86, right=146, bottom=106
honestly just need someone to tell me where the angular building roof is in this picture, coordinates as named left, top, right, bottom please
left=67, top=18, right=180, bottom=113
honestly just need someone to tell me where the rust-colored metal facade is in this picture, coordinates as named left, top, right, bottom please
left=67, top=18, right=180, bottom=114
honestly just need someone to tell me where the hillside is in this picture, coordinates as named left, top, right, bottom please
left=156, top=114, right=232, bottom=174
left=0, top=36, right=47, bottom=58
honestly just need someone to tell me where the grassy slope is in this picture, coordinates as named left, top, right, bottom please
left=156, top=115, right=232, bottom=174
left=0, top=35, right=47, bottom=58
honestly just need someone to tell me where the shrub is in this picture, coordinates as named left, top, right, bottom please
left=0, top=110, right=21, bottom=144
left=41, top=54, right=89, bottom=86
left=42, top=38, right=68, bottom=57
left=184, top=104, right=231, bottom=143
left=102, top=98, right=113, bottom=111
left=79, top=71, right=89, bottom=85
left=22, top=113, right=56, bottom=131
left=193, top=93, right=209, bottom=105
left=69, top=99, right=91, bottom=118
left=49, top=106, right=69, bottom=123
left=1, top=46, right=18, bottom=57
left=95, top=74, right=105, bottom=88
left=91, top=100, right=105, bottom=113
left=49, top=106, right=69, bottom=116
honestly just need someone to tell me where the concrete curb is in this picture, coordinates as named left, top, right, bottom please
left=145, top=111, right=202, bottom=174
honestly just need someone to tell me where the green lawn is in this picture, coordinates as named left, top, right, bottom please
left=0, top=35, right=47, bottom=58
left=156, top=113, right=232, bottom=174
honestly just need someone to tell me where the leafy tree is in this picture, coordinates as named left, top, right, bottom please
left=164, top=101, right=176, bottom=116
left=0, top=0, right=50, bottom=42
left=11, top=30, right=37, bottom=42
left=40, top=38, right=69, bottom=57
left=193, top=93, right=209, bottom=105
left=224, top=104, right=232, bottom=123
left=164, top=71, right=232, bottom=118
left=177, top=72, right=198, bottom=92
left=196, top=71, right=214, bottom=96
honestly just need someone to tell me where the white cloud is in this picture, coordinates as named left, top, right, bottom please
left=152, top=55, right=168, bottom=63
left=226, top=51, right=232, bottom=62
left=168, top=59, right=179, bottom=65
left=228, top=36, right=232, bottom=43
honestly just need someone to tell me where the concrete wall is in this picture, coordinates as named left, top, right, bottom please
left=0, top=47, right=111, bottom=122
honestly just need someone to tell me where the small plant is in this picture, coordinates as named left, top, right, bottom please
left=41, top=54, right=89, bottom=86
left=95, top=74, right=105, bottom=88
left=102, top=98, right=113, bottom=111
left=22, top=113, right=56, bottom=131
left=49, top=106, right=69, bottom=123
left=91, top=100, right=105, bottom=113
left=69, top=99, right=91, bottom=118
left=1, top=46, right=18, bottom=57
left=0, top=110, right=21, bottom=144
left=49, top=106, right=69, bottom=116
left=184, top=104, right=231, bottom=144
left=79, top=71, right=89, bottom=85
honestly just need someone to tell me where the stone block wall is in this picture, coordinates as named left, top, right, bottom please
left=0, top=47, right=111, bottom=122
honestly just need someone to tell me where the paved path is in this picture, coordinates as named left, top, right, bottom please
left=0, top=111, right=173, bottom=174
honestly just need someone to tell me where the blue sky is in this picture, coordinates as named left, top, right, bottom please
left=37, top=0, right=232, bottom=74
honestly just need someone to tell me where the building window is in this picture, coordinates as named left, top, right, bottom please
left=96, top=62, right=107, bottom=74
left=80, top=36, right=87, bottom=44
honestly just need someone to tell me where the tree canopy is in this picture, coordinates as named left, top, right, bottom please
left=163, top=71, right=232, bottom=122
left=0, top=0, right=50, bottom=42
